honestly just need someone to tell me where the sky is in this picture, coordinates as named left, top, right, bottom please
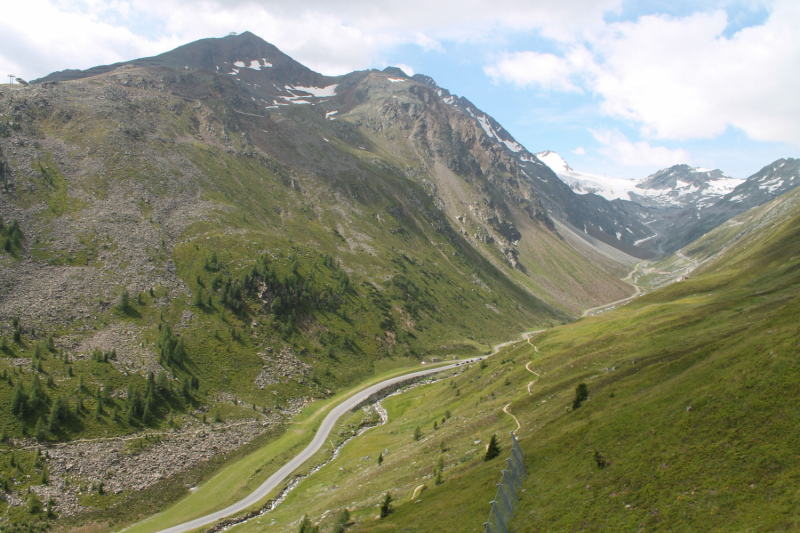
left=1, top=0, right=798, bottom=180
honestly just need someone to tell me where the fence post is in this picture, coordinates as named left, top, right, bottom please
left=507, top=457, right=522, bottom=487
left=502, top=470, right=519, bottom=501
left=511, top=433, right=527, bottom=477
left=498, top=484, right=515, bottom=518
left=491, top=501, right=508, bottom=533
left=484, top=522, right=493, bottom=533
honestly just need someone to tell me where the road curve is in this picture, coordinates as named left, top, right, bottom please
left=155, top=361, right=469, bottom=533
left=582, top=267, right=643, bottom=318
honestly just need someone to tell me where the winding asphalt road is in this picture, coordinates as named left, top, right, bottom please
left=155, top=360, right=471, bottom=533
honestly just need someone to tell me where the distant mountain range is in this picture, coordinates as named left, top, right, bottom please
left=535, top=151, right=800, bottom=254
left=26, top=31, right=800, bottom=260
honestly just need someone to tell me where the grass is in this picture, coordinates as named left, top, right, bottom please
left=226, top=187, right=800, bottom=533
left=119, top=358, right=455, bottom=533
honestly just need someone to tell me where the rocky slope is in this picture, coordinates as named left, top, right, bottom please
left=0, top=32, right=646, bottom=528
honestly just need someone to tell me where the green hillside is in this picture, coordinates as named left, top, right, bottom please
left=234, top=185, right=800, bottom=532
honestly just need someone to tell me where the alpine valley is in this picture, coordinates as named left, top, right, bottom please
left=0, top=31, right=797, bottom=533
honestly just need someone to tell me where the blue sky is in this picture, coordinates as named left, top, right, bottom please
left=2, top=0, right=798, bottom=180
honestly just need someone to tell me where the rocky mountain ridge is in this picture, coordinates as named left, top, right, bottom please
left=537, top=151, right=800, bottom=254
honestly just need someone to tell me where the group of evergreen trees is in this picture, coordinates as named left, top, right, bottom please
left=157, top=324, right=186, bottom=368
left=0, top=216, right=23, bottom=254
left=200, top=250, right=349, bottom=322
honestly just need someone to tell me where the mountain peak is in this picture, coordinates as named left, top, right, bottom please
left=638, top=164, right=731, bottom=190
left=535, top=151, right=572, bottom=173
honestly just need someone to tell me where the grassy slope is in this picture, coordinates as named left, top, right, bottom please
left=0, top=74, right=568, bottom=530
left=248, top=188, right=800, bottom=532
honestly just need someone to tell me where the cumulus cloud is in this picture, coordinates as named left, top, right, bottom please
left=484, top=51, right=582, bottom=92
left=590, top=3, right=800, bottom=146
left=572, top=146, right=586, bottom=155
left=592, top=130, right=689, bottom=167
left=484, top=0, right=800, bottom=148
left=391, top=63, right=416, bottom=76
left=0, top=0, right=623, bottom=80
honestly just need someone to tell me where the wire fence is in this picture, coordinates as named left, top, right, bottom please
left=483, top=432, right=527, bottom=533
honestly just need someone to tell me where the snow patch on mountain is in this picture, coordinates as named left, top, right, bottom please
left=535, top=151, right=638, bottom=201
left=286, top=84, right=338, bottom=97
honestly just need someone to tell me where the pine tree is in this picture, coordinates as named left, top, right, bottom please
left=27, top=492, right=42, bottom=514
left=46, top=496, right=56, bottom=518
left=484, top=434, right=501, bottom=461
left=118, top=289, right=130, bottom=312
left=573, top=383, right=589, bottom=410
left=49, top=395, right=68, bottom=432
left=297, top=515, right=319, bottom=533
left=28, top=375, right=45, bottom=411
left=102, top=381, right=112, bottom=403
left=377, top=452, right=383, bottom=465
left=11, top=380, right=27, bottom=417
left=34, top=417, right=46, bottom=441
left=332, top=508, right=350, bottom=533
left=40, top=467, right=48, bottom=485
left=379, top=492, right=393, bottom=518
left=413, top=425, right=422, bottom=441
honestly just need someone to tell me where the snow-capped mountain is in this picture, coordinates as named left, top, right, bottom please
left=535, top=151, right=638, bottom=201
left=630, top=164, right=743, bottom=210
left=536, top=152, right=800, bottom=254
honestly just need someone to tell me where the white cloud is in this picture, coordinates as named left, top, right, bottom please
left=590, top=3, right=800, bottom=146
left=0, top=0, right=624, bottom=81
left=573, top=146, right=586, bottom=155
left=485, top=0, right=800, bottom=148
left=484, top=51, right=582, bottom=92
left=592, top=130, right=689, bottom=167
left=391, top=63, right=415, bottom=76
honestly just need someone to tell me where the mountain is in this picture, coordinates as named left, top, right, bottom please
left=289, top=157, right=800, bottom=533
left=0, top=31, right=659, bottom=528
left=630, top=164, right=743, bottom=210
left=175, top=176, right=800, bottom=533
left=535, top=150, right=638, bottom=201
left=537, top=152, right=800, bottom=254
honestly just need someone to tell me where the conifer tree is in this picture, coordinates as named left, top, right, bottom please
left=573, top=383, right=589, bottom=410
left=297, top=515, right=319, bottom=533
left=413, top=425, right=422, bottom=441
left=40, top=467, right=48, bottom=485
left=34, top=417, right=46, bottom=441
left=118, top=289, right=130, bottom=312
left=27, top=492, right=42, bottom=514
left=379, top=492, right=393, bottom=518
left=377, top=452, right=383, bottom=465
left=11, top=380, right=27, bottom=417
left=484, top=434, right=501, bottom=461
